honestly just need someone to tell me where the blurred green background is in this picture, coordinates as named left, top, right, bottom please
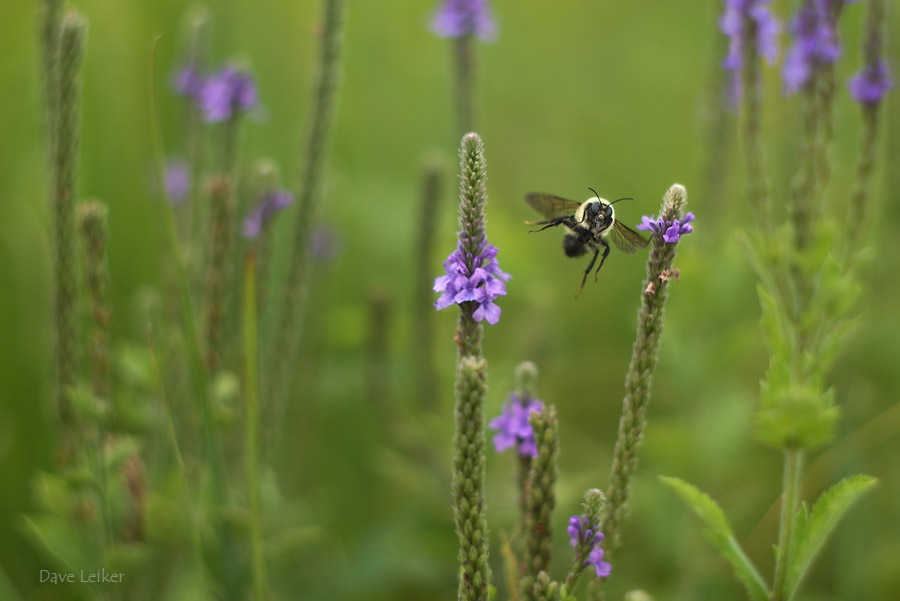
left=2, top=0, right=899, bottom=599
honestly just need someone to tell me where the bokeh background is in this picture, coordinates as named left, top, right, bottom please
left=1, top=1, right=899, bottom=600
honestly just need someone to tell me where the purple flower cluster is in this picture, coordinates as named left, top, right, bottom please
left=173, top=63, right=260, bottom=123
left=488, top=393, right=542, bottom=457
left=241, top=189, right=294, bottom=240
left=720, top=0, right=780, bottom=72
left=434, top=239, right=509, bottom=324
left=636, top=212, right=695, bottom=243
left=568, top=515, right=611, bottom=578
left=848, top=60, right=893, bottom=106
left=782, top=0, right=843, bottom=93
left=431, top=0, right=496, bottom=41
left=165, top=159, right=191, bottom=204
left=174, top=63, right=204, bottom=99
left=719, top=0, right=780, bottom=105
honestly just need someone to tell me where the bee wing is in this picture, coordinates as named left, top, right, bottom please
left=525, top=193, right=581, bottom=220
left=611, top=220, right=650, bottom=254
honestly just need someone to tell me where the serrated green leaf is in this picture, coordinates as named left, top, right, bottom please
left=786, top=474, right=877, bottom=599
left=660, top=476, right=769, bottom=601
left=20, top=515, right=103, bottom=571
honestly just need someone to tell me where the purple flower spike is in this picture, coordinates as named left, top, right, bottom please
left=720, top=0, right=780, bottom=107
left=173, top=63, right=205, bottom=100
left=720, top=0, right=780, bottom=72
left=637, top=212, right=695, bottom=244
left=488, top=393, right=543, bottom=457
left=199, top=66, right=260, bottom=123
left=431, top=0, right=497, bottom=41
left=848, top=59, right=893, bottom=106
left=586, top=546, right=612, bottom=579
left=567, top=515, right=604, bottom=549
left=433, top=239, right=509, bottom=324
left=165, top=159, right=191, bottom=205
left=782, top=0, right=846, bottom=94
left=241, top=189, right=294, bottom=240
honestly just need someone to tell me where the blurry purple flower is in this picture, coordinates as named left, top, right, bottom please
left=637, top=212, right=694, bottom=244
left=434, top=239, right=509, bottom=324
left=199, top=66, right=260, bottom=123
left=241, top=189, right=293, bottom=240
left=173, top=63, right=205, bottom=100
left=310, top=224, right=341, bottom=261
left=720, top=0, right=780, bottom=107
left=567, top=515, right=604, bottom=549
left=489, top=393, right=543, bottom=457
left=586, top=546, right=612, bottom=579
left=720, top=0, right=780, bottom=71
left=431, top=0, right=496, bottom=41
left=849, top=59, right=893, bottom=106
left=165, top=159, right=191, bottom=205
left=782, top=0, right=846, bottom=94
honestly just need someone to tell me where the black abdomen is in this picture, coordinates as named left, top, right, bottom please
left=563, top=231, right=589, bottom=257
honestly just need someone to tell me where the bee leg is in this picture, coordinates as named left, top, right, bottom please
left=528, top=217, right=568, bottom=233
left=593, top=240, right=611, bottom=282
left=576, top=247, right=601, bottom=298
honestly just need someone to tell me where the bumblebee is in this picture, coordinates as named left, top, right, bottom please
left=525, top=188, right=649, bottom=296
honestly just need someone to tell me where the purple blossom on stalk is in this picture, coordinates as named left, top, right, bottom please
left=199, top=66, right=260, bottom=123
left=165, top=159, right=191, bottom=204
left=488, top=393, right=542, bottom=457
left=431, top=0, right=497, bottom=41
left=434, top=239, right=509, bottom=324
left=637, top=212, right=695, bottom=243
left=241, top=189, right=294, bottom=240
left=173, top=63, right=204, bottom=100
left=567, top=515, right=604, bottom=549
left=720, top=0, right=780, bottom=106
left=782, top=0, right=845, bottom=93
left=586, top=546, right=612, bottom=578
left=848, top=60, right=893, bottom=106
left=720, top=0, right=780, bottom=71
left=310, top=224, right=341, bottom=261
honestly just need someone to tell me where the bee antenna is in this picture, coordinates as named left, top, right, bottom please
left=610, top=197, right=633, bottom=205
left=587, top=186, right=601, bottom=200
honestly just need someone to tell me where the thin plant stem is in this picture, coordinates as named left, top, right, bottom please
left=243, top=252, right=269, bottom=601
left=148, top=325, right=208, bottom=593
left=148, top=36, right=237, bottom=593
left=52, top=11, right=87, bottom=439
left=268, top=0, right=347, bottom=430
left=739, top=16, right=771, bottom=233
left=454, top=34, right=475, bottom=136
left=772, top=449, right=804, bottom=601
left=600, top=185, right=689, bottom=557
left=413, top=157, right=442, bottom=409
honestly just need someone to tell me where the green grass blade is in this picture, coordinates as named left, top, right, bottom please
left=660, top=476, right=769, bottom=601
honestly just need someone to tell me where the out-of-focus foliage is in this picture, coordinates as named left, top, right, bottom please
left=1, top=1, right=898, bottom=600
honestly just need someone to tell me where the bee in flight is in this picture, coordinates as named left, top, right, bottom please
left=525, top=188, right=649, bottom=296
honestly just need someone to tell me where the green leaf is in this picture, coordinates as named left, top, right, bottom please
left=660, top=476, right=769, bottom=601
left=20, top=515, right=103, bottom=571
left=785, top=474, right=877, bottom=599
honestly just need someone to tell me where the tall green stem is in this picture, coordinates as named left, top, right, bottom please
left=453, top=34, right=475, bottom=136
left=268, top=0, right=347, bottom=413
left=243, top=252, right=269, bottom=601
left=772, top=450, right=803, bottom=601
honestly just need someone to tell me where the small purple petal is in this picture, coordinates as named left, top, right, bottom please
left=586, top=546, right=612, bottom=579
left=848, top=60, right=893, bottom=106
left=431, top=0, right=497, bottom=41
left=241, top=189, right=294, bottom=240
left=199, top=66, right=260, bottom=123
left=165, top=159, right=191, bottom=205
